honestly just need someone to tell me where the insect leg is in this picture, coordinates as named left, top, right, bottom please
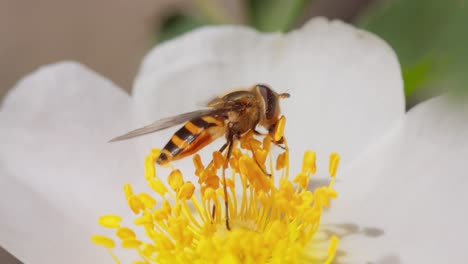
left=219, top=141, right=229, bottom=153
left=205, top=141, right=230, bottom=223
left=211, top=204, right=216, bottom=223
left=222, top=134, right=235, bottom=231
left=248, top=141, right=271, bottom=177
left=273, top=138, right=286, bottom=150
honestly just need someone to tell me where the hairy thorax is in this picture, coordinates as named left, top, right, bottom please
left=227, top=106, right=260, bottom=136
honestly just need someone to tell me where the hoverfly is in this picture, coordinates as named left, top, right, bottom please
left=110, top=84, right=290, bottom=229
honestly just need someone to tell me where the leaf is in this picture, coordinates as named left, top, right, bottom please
left=358, top=0, right=468, bottom=105
left=247, top=0, right=312, bottom=32
left=402, top=55, right=435, bottom=97
left=157, top=13, right=211, bottom=43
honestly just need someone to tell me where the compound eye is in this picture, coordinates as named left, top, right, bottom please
left=257, top=84, right=277, bottom=120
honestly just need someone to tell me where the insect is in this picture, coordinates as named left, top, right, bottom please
left=110, top=84, right=290, bottom=229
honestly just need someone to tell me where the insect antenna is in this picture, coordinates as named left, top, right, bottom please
left=278, top=88, right=292, bottom=99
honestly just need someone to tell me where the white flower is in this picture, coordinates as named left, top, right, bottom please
left=0, top=17, right=465, bottom=263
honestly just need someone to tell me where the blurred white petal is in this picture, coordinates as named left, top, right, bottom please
left=326, top=95, right=468, bottom=263
left=0, top=62, right=143, bottom=263
left=133, top=17, right=404, bottom=172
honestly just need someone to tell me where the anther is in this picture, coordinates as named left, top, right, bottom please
left=329, top=152, right=340, bottom=177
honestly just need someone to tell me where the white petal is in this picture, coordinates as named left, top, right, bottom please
left=326, top=95, right=468, bottom=263
left=0, top=62, right=143, bottom=263
left=133, top=18, right=404, bottom=173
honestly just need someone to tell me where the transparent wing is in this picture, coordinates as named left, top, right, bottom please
left=109, top=109, right=219, bottom=142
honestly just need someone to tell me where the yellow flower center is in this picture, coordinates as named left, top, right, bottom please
left=92, top=118, right=340, bottom=264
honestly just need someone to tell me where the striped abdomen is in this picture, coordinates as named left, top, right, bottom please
left=156, top=115, right=226, bottom=165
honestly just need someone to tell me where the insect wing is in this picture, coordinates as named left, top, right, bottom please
left=109, top=109, right=217, bottom=142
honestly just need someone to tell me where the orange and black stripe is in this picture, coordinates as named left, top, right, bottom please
left=157, top=115, right=225, bottom=165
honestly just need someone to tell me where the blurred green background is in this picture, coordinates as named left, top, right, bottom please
left=1, top=0, right=467, bottom=262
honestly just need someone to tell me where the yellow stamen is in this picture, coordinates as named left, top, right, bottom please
left=167, top=169, right=184, bottom=191
left=276, top=152, right=287, bottom=170
left=98, top=215, right=122, bottom=228
left=93, top=116, right=340, bottom=263
left=212, top=151, right=225, bottom=169
left=123, top=183, right=133, bottom=199
left=137, top=193, right=156, bottom=209
left=121, top=239, right=142, bottom=249
left=148, top=179, right=168, bottom=196
left=127, top=195, right=144, bottom=214
left=324, top=236, right=339, bottom=264
left=145, top=154, right=157, bottom=180
left=329, top=152, right=340, bottom=178
left=116, top=227, right=136, bottom=240
left=193, top=154, right=205, bottom=178
left=302, top=150, right=317, bottom=174
left=177, top=182, right=195, bottom=200
left=91, top=235, right=115, bottom=248
left=273, top=115, right=286, bottom=142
